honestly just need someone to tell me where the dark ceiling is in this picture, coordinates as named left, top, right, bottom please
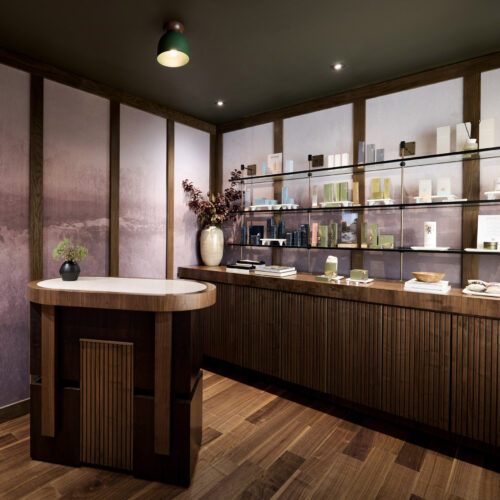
left=0, top=1, right=499, bottom=125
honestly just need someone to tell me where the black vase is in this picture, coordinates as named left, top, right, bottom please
left=59, top=261, right=80, bottom=281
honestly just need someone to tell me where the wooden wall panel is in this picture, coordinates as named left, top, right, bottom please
left=327, top=299, right=382, bottom=410
left=462, top=73, right=481, bottom=286
left=196, top=283, right=243, bottom=365
left=281, top=293, right=327, bottom=392
left=41, top=304, right=56, bottom=437
left=382, top=307, right=451, bottom=430
left=451, top=315, right=500, bottom=446
left=80, top=339, right=134, bottom=470
left=272, top=119, right=284, bottom=266
left=242, top=287, right=281, bottom=377
left=166, top=119, right=174, bottom=279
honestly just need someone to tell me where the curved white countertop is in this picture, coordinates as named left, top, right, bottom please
left=37, top=277, right=207, bottom=295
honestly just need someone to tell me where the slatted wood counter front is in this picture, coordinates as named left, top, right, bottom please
left=178, top=266, right=500, bottom=452
left=28, top=277, right=215, bottom=486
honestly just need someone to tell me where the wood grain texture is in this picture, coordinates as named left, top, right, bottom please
left=281, top=293, right=327, bottom=392
left=242, top=287, right=281, bottom=377
left=109, top=100, right=120, bottom=277
left=41, top=304, right=55, bottom=437
left=178, top=267, right=500, bottom=319
left=451, top=315, right=500, bottom=446
left=0, top=399, right=30, bottom=424
left=272, top=119, right=284, bottom=266
left=166, top=119, right=175, bottom=279
left=27, top=279, right=216, bottom=312
left=382, top=307, right=451, bottom=430
left=155, top=312, right=172, bottom=455
left=352, top=99, right=366, bottom=270
left=29, top=74, right=43, bottom=281
left=80, top=339, right=134, bottom=470
left=328, top=299, right=382, bottom=409
left=6, top=370, right=500, bottom=499
left=194, top=282, right=242, bottom=365
left=209, top=132, right=222, bottom=196
left=217, top=50, right=500, bottom=133
left=0, top=46, right=215, bottom=133
left=462, top=72, right=481, bottom=286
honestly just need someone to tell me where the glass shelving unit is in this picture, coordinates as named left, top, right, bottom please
left=225, top=146, right=500, bottom=280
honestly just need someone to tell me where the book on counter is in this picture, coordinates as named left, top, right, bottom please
left=226, top=260, right=267, bottom=274
left=236, top=259, right=266, bottom=269
left=254, top=265, right=297, bottom=277
left=404, top=278, right=451, bottom=294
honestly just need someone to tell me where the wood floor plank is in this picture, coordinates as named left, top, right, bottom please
left=0, top=371, right=499, bottom=499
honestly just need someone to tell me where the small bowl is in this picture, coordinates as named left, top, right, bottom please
left=412, top=272, right=445, bottom=283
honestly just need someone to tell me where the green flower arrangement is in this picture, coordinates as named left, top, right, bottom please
left=53, top=238, right=88, bottom=263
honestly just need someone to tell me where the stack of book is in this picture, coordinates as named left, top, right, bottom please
left=226, top=260, right=265, bottom=274
left=254, top=265, right=297, bottom=277
left=404, top=278, right=451, bottom=295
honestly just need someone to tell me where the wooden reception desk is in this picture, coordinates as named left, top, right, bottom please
left=179, top=266, right=500, bottom=452
left=28, top=277, right=215, bottom=486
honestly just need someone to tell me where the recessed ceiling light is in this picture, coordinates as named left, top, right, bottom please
left=332, top=62, right=344, bottom=71
left=215, top=100, right=225, bottom=107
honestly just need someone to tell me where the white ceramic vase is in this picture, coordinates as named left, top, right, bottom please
left=200, top=225, right=224, bottom=266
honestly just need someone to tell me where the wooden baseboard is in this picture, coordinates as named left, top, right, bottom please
left=0, top=398, right=30, bottom=424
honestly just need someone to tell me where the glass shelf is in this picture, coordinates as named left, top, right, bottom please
left=236, top=198, right=500, bottom=215
left=227, top=243, right=499, bottom=255
left=230, top=146, right=500, bottom=184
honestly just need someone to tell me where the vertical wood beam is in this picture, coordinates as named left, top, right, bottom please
left=30, top=75, right=44, bottom=280
left=272, top=119, right=284, bottom=266
left=155, top=312, right=173, bottom=455
left=352, top=100, right=366, bottom=270
left=109, top=101, right=120, bottom=277
left=210, top=132, right=222, bottom=195
left=167, top=119, right=175, bottom=279
left=41, top=304, right=56, bottom=437
left=462, top=73, right=481, bottom=286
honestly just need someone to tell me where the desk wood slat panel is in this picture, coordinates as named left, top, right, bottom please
left=80, top=339, right=133, bottom=470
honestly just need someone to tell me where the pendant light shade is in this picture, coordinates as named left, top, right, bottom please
left=157, top=21, right=190, bottom=67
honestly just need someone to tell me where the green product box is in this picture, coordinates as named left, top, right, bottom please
left=360, top=222, right=368, bottom=247
left=339, top=181, right=349, bottom=202
left=350, top=269, right=369, bottom=281
left=383, top=178, right=391, bottom=199
left=330, top=223, right=338, bottom=247
left=323, top=183, right=335, bottom=203
left=315, top=275, right=331, bottom=282
left=371, top=178, right=382, bottom=199
left=379, top=234, right=395, bottom=249
left=369, top=223, right=378, bottom=247
left=319, top=225, right=329, bottom=248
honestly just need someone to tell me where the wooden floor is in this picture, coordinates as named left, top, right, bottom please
left=1, top=370, right=499, bottom=499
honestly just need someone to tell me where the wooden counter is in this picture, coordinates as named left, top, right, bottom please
left=179, top=266, right=500, bottom=452
left=28, top=277, right=215, bottom=486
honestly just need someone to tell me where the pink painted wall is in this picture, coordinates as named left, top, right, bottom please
left=43, top=80, right=110, bottom=278
left=119, top=105, right=166, bottom=278
left=174, top=123, right=210, bottom=276
left=0, top=63, right=30, bottom=406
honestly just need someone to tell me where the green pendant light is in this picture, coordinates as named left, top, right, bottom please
left=157, top=21, right=190, bottom=67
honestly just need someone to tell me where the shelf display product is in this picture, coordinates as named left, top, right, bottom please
left=230, top=146, right=500, bottom=281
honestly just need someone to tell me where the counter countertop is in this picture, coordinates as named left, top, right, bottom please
left=178, top=266, right=500, bottom=319
left=28, top=277, right=216, bottom=312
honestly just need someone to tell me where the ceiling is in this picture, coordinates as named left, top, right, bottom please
left=0, top=0, right=499, bottom=125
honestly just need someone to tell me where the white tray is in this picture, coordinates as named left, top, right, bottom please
left=463, top=288, right=500, bottom=299
left=346, top=278, right=374, bottom=285
left=367, top=198, right=395, bottom=206
left=464, top=247, right=500, bottom=253
left=261, top=238, right=286, bottom=246
left=320, top=201, right=354, bottom=208
left=410, top=246, right=450, bottom=251
left=414, top=194, right=467, bottom=203
left=249, top=203, right=299, bottom=211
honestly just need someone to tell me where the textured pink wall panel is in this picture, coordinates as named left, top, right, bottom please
left=43, top=80, right=110, bottom=278
left=119, top=105, right=166, bottom=278
left=0, top=64, right=30, bottom=406
left=174, top=123, right=210, bottom=276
